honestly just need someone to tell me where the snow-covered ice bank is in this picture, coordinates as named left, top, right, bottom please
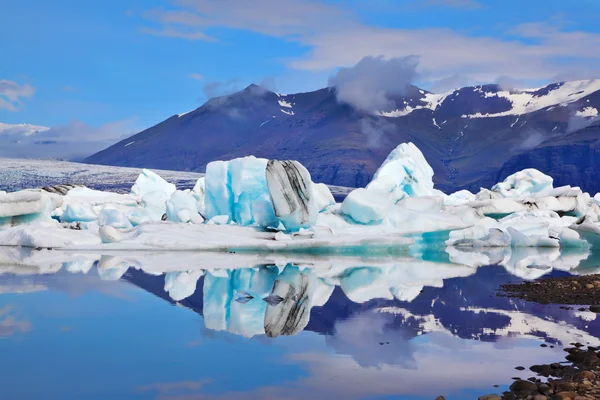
left=2, top=142, right=600, bottom=268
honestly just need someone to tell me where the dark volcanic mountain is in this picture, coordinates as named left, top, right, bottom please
left=85, top=80, right=600, bottom=194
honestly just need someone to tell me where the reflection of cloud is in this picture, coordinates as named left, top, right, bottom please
left=149, top=332, right=561, bottom=400
left=0, top=305, right=32, bottom=337
left=326, top=312, right=416, bottom=368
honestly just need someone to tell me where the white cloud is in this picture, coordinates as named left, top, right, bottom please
left=328, top=55, right=419, bottom=111
left=0, top=79, right=36, bottom=112
left=0, top=118, right=139, bottom=161
left=141, top=1, right=600, bottom=89
left=190, top=72, right=204, bottom=80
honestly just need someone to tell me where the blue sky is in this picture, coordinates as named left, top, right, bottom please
left=2, top=0, right=600, bottom=136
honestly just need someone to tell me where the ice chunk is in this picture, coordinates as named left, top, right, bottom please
left=207, top=215, right=230, bottom=225
left=491, top=169, right=553, bottom=198
left=142, top=191, right=168, bottom=219
left=444, top=190, right=476, bottom=206
left=266, top=160, right=317, bottom=231
left=165, top=190, right=204, bottom=224
left=366, top=142, right=435, bottom=202
left=97, top=208, right=133, bottom=229
left=192, top=177, right=206, bottom=214
left=0, top=190, right=62, bottom=227
left=0, top=190, right=62, bottom=218
left=396, top=196, right=443, bottom=212
left=61, top=203, right=97, bottom=223
left=468, top=199, right=527, bottom=217
left=205, top=157, right=277, bottom=227
left=131, top=169, right=176, bottom=198
left=340, top=188, right=390, bottom=224
left=313, top=183, right=335, bottom=212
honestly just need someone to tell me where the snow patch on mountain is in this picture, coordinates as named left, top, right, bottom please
left=377, top=90, right=453, bottom=117
left=462, top=79, right=600, bottom=118
left=575, top=106, right=599, bottom=118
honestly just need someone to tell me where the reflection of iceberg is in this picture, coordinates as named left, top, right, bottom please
left=264, top=266, right=315, bottom=337
left=2, top=246, right=600, bottom=355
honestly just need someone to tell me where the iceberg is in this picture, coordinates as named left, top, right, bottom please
left=340, top=188, right=390, bottom=224
left=266, top=159, right=317, bottom=231
left=491, top=169, right=553, bottom=198
left=131, top=168, right=176, bottom=198
left=61, top=203, right=97, bottom=223
left=365, top=142, right=434, bottom=202
left=165, top=190, right=204, bottom=224
left=205, top=157, right=277, bottom=227
left=0, top=190, right=62, bottom=227
left=97, top=208, right=133, bottom=230
left=3, top=140, right=600, bottom=256
left=313, top=182, right=335, bottom=212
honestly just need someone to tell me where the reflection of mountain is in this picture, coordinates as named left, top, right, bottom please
left=2, top=246, right=599, bottom=349
left=122, top=262, right=600, bottom=349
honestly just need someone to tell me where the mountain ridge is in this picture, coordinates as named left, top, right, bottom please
left=85, top=79, right=600, bottom=193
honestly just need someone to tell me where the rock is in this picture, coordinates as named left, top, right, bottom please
left=531, top=364, right=554, bottom=377
left=515, top=366, right=526, bottom=370
left=586, top=283, right=595, bottom=289
left=574, top=370, right=596, bottom=382
left=434, top=397, right=446, bottom=400
left=551, top=381, right=577, bottom=392
left=478, top=395, right=501, bottom=400
left=589, top=305, right=600, bottom=313
left=532, top=395, right=547, bottom=400
left=553, top=391, right=577, bottom=400
left=509, top=379, right=538, bottom=395
left=565, top=351, right=600, bottom=366
left=538, top=383, right=552, bottom=395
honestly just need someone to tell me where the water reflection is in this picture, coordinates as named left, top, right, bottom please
left=1, top=247, right=600, bottom=399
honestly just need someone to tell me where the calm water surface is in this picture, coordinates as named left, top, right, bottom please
left=0, top=251, right=599, bottom=400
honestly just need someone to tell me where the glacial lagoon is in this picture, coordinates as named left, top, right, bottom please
left=1, top=249, right=599, bottom=400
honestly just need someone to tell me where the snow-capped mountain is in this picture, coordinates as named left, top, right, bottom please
left=86, top=79, right=600, bottom=194
left=0, top=122, right=50, bottom=137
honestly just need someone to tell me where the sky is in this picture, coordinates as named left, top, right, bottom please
left=1, top=0, right=600, bottom=138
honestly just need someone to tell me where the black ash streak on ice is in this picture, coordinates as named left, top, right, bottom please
left=264, top=274, right=312, bottom=338
left=266, top=159, right=313, bottom=224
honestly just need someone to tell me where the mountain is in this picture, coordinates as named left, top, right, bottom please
left=0, top=122, right=50, bottom=137
left=85, top=80, right=600, bottom=194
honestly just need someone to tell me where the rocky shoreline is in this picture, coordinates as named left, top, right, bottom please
left=434, top=274, right=600, bottom=399
left=498, top=274, right=600, bottom=306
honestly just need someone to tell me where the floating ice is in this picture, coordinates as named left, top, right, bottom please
left=266, top=160, right=317, bottom=231
left=166, top=190, right=204, bottom=224
left=61, top=203, right=97, bottom=223
left=205, top=157, right=277, bottom=227
left=313, top=183, right=335, bottom=212
left=0, top=190, right=62, bottom=227
left=97, top=208, right=133, bottom=230
left=131, top=168, right=176, bottom=198
left=491, top=169, right=553, bottom=198
left=341, top=188, right=390, bottom=224
left=365, top=142, right=435, bottom=202
left=2, top=141, right=600, bottom=255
